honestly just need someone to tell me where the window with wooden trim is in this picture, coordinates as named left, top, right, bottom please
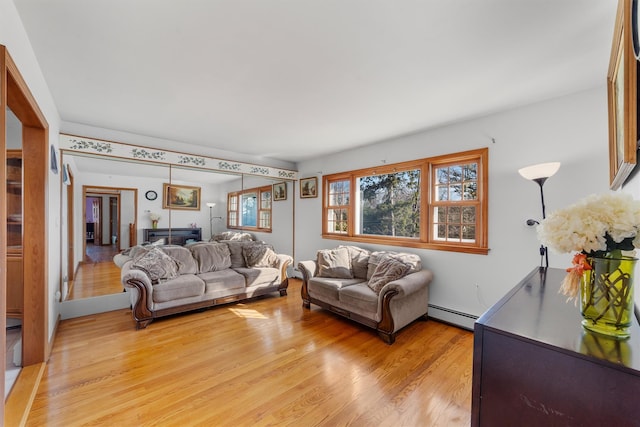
left=322, top=148, right=488, bottom=254
left=227, top=185, right=272, bottom=232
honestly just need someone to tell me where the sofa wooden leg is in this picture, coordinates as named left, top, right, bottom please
left=378, top=330, right=396, bottom=345
left=420, top=313, right=429, bottom=321
left=302, top=300, right=311, bottom=309
left=279, top=289, right=288, bottom=297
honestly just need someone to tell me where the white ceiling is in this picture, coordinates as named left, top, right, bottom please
left=15, top=0, right=617, bottom=164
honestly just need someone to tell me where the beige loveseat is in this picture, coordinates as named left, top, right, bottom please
left=116, top=241, right=292, bottom=329
left=298, top=245, right=432, bottom=344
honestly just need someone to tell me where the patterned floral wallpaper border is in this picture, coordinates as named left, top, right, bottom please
left=59, top=134, right=298, bottom=180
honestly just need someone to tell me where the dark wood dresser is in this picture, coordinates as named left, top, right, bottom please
left=143, top=227, right=202, bottom=246
left=472, top=267, right=640, bottom=426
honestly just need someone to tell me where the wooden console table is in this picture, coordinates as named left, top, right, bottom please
left=472, top=267, right=640, bottom=426
left=143, top=228, right=202, bottom=246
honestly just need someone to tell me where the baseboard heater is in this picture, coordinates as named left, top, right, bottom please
left=427, top=304, right=478, bottom=331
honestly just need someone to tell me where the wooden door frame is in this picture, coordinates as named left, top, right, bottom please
left=1, top=45, right=49, bottom=417
left=109, top=195, right=120, bottom=248
left=82, top=186, right=134, bottom=259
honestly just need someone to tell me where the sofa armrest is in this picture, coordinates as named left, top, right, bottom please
left=275, top=254, right=293, bottom=271
left=120, top=260, right=154, bottom=326
left=121, top=260, right=154, bottom=291
left=381, top=269, right=433, bottom=298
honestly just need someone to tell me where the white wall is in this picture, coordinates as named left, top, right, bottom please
left=295, top=86, right=610, bottom=324
left=1, top=0, right=62, bottom=341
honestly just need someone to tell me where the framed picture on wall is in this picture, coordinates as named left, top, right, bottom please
left=273, top=182, right=287, bottom=201
left=300, top=177, right=318, bottom=198
left=163, top=183, right=201, bottom=210
left=608, top=0, right=638, bottom=190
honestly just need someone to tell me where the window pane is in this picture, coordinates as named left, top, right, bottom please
left=462, top=225, right=476, bottom=241
left=228, top=212, right=237, bottom=227
left=357, top=170, right=420, bottom=238
left=449, top=184, right=462, bottom=201
left=229, top=195, right=238, bottom=210
left=447, top=206, right=461, bottom=223
left=328, top=209, right=348, bottom=233
left=462, top=206, right=476, bottom=224
left=261, top=191, right=272, bottom=209
left=436, top=186, right=448, bottom=201
left=241, top=193, right=257, bottom=227
left=329, top=180, right=349, bottom=206
left=449, top=165, right=462, bottom=182
left=464, top=163, right=477, bottom=181
left=437, top=224, right=446, bottom=239
left=463, top=183, right=477, bottom=200
left=259, top=211, right=271, bottom=228
left=436, top=206, right=446, bottom=222
left=437, top=167, right=449, bottom=184
left=448, top=225, right=460, bottom=239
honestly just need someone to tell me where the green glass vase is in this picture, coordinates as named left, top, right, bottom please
left=581, top=254, right=636, bottom=339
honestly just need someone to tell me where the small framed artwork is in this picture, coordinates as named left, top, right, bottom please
left=608, top=0, right=638, bottom=189
left=273, top=182, right=287, bottom=201
left=163, top=183, right=201, bottom=210
left=300, top=177, right=318, bottom=198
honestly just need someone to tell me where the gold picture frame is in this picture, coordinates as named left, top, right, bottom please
left=273, top=182, right=287, bottom=201
left=608, top=0, right=637, bottom=190
left=163, top=183, right=201, bottom=210
left=300, top=177, right=318, bottom=198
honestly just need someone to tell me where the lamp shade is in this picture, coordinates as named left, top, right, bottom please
left=206, top=202, right=216, bottom=208
left=518, top=162, right=561, bottom=181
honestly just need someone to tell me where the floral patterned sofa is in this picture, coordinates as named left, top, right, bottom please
left=115, top=241, right=292, bottom=329
left=297, top=245, right=433, bottom=344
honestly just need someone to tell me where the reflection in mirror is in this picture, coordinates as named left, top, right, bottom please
left=61, top=153, right=169, bottom=300
left=59, top=151, right=297, bottom=307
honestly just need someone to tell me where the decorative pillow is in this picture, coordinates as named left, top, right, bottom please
left=189, top=242, right=232, bottom=273
left=367, top=257, right=410, bottom=294
left=317, top=247, right=353, bottom=279
left=131, top=247, right=179, bottom=284
left=210, top=231, right=255, bottom=242
left=338, top=245, right=370, bottom=279
left=159, top=245, right=198, bottom=275
left=367, top=251, right=421, bottom=280
left=243, top=244, right=279, bottom=268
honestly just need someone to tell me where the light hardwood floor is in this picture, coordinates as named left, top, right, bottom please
left=28, top=278, right=473, bottom=426
left=68, top=259, right=124, bottom=300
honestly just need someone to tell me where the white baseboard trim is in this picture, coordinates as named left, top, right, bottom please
left=59, top=292, right=130, bottom=320
left=428, top=304, right=478, bottom=331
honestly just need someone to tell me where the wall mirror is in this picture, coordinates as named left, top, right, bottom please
left=59, top=149, right=296, bottom=306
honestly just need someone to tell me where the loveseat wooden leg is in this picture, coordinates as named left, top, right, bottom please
left=302, top=300, right=311, bottom=309
left=136, top=319, right=153, bottom=329
left=378, top=330, right=396, bottom=345
left=420, top=313, right=429, bottom=321
left=279, top=289, right=288, bottom=296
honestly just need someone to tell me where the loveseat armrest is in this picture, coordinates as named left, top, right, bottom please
left=377, top=269, right=433, bottom=340
left=297, top=260, right=317, bottom=280
left=297, top=260, right=318, bottom=307
left=381, top=269, right=433, bottom=298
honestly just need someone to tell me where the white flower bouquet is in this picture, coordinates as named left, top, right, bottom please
left=149, top=212, right=161, bottom=221
left=537, top=192, right=640, bottom=299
